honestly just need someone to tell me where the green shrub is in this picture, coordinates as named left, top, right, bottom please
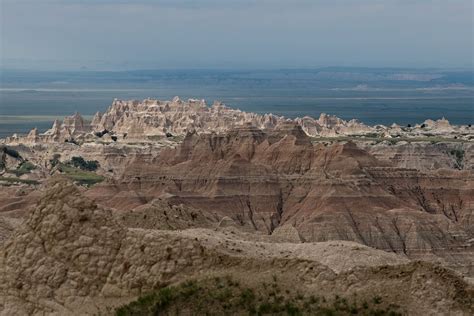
left=11, top=161, right=36, bottom=177
left=69, top=156, right=99, bottom=171
left=239, top=288, right=256, bottom=305
left=115, top=277, right=402, bottom=316
left=373, top=296, right=383, bottom=304
left=387, top=139, right=398, bottom=145
left=50, top=154, right=61, bottom=168
left=449, top=149, right=465, bottom=169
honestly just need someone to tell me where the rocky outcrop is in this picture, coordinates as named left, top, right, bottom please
left=0, top=179, right=218, bottom=314
left=0, top=146, right=23, bottom=172
left=271, top=224, right=304, bottom=242
left=296, top=113, right=372, bottom=137
left=5, top=113, right=92, bottom=144
left=90, top=97, right=283, bottom=139
left=420, top=117, right=453, bottom=131
left=0, top=179, right=124, bottom=314
left=115, top=198, right=219, bottom=230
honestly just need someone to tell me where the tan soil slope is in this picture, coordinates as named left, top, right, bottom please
left=0, top=179, right=473, bottom=315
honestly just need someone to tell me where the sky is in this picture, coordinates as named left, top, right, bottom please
left=1, top=0, right=473, bottom=70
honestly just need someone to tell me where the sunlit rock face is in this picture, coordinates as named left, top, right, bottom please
left=3, top=97, right=472, bottom=145
left=295, top=113, right=372, bottom=137
left=90, top=97, right=283, bottom=139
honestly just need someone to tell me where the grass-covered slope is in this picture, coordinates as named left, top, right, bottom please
left=58, top=163, right=104, bottom=186
left=116, top=276, right=401, bottom=316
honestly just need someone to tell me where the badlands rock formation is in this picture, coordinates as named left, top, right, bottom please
left=5, top=113, right=91, bottom=144
left=0, top=97, right=473, bottom=315
left=91, top=97, right=282, bottom=138
left=92, top=124, right=473, bottom=277
left=3, top=97, right=472, bottom=145
left=0, top=179, right=472, bottom=315
left=363, top=141, right=474, bottom=170
left=295, top=113, right=372, bottom=137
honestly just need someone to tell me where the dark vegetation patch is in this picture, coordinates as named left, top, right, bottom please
left=58, top=164, right=104, bottom=186
left=0, top=177, right=39, bottom=185
left=8, top=161, right=36, bottom=177
left=95, top=129, right=109, bottom=138
left=115, top=276, right=402, bottom=316
left=69, top=156, right=99, bottom=171
left=50, top=154, right=61, bottom=168
left=64, top=138, right=79, bottom=145
left=361, top=132, right=383, bottom=139
left=1, top=146, right=22, bottom=160
left=449, top=149, right=465, bottom=169
left=55, top=156, right=103, bottom=186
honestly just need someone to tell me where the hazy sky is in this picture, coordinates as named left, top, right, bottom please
left=1, top=0, right=473, bottom=70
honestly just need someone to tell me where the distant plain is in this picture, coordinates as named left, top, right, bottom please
left=1, top=68, right=473, bottom=138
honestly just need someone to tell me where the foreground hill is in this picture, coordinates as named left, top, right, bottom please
left=0, top=179, right=472, bottom=315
